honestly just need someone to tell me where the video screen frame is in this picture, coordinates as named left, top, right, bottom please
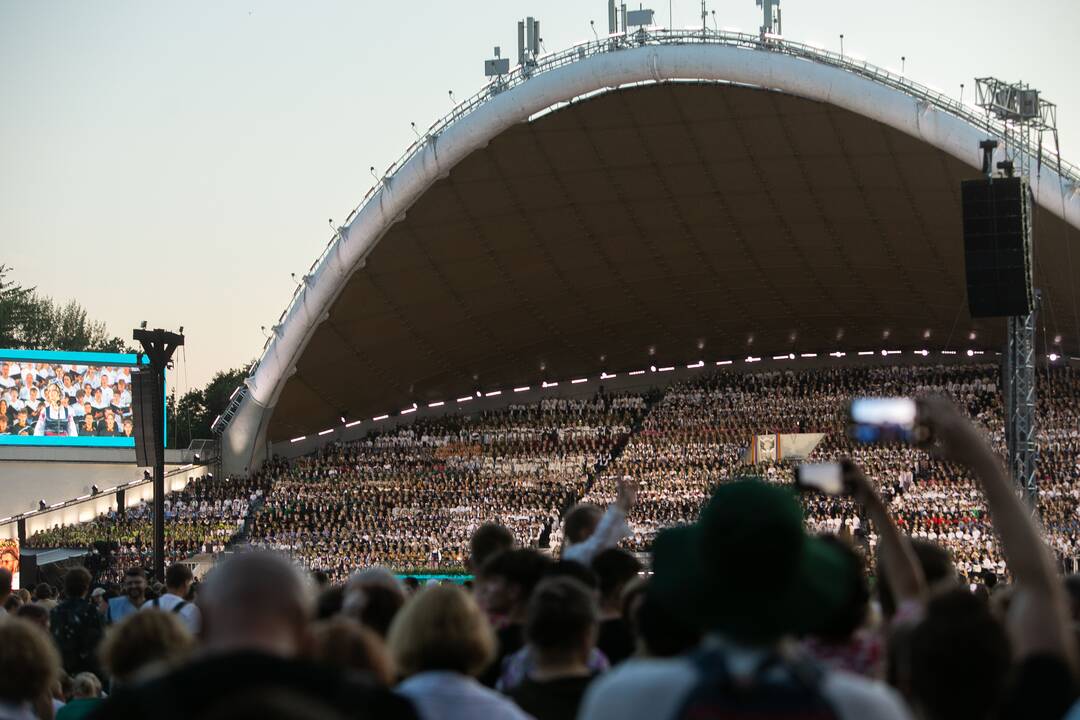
left=0, top=348, right=165, bottom=448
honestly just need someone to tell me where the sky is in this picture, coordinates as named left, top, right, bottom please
left=2, top=0, right=1077, bottom=394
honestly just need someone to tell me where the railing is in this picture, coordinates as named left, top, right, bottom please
left=219, top=27, right=1079, bottom=433
left=0, top=460, right=211, bottom=526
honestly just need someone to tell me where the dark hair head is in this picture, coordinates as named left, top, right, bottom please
left=469, top=523, right=514, bottom=570
left=165, top=564, right=193, bottom=590
left=15, top=602, right=50, bottom=627
left=905, top=589, right=1010, bottom=720
left=479, top=549, right=552, bottom=598
left=124, top=566, right=147, bottom=580
left=34, top=583, right=54, bottom=600
left=316, top=586, right=345, bottom=620
left=877, top=539, right=954, bottom=618
left=812, top=536, right=869, bottom=641
left=354, top=584, right=405, bottom=638
left=562, top=504, right=603, bottom=545
left=634, top=583, right=703, bottom=657
left=64, top=567, right=92, bottom=598
left=591, top=548, right=642, bottom=602
left=545, top=560, right=599, bottom=590
left=311, top=570, right=330, bottom=588
left=525, top=577, right=598, bottom=654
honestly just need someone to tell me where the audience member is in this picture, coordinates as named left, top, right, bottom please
left=51, top=567, right=105, bottom=679
left=107, top=568, right=147, bottom=624
left=475, top=549, right=553, bottom=686
left=0, top=616, right=62, bottom=720
left=93, top=552, right=416, bottom=719
left=508, top=576, right=600, bottom=720
left=578, top=480, right=912, bottom=719
left=389, top=585, right=530, bottom=720
left=591, top=548, right=642, bottom=666
left=142, top=563, right=200, bottom=634
left=54, top=672, right=102, bottom=720
left=99, top=610, right=195, bottom=686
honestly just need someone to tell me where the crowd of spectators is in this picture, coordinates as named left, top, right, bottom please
left=246, top=394, right=647, bottom=581
left=2, top=396, right=1079, bottom=719
left=25, top=474, right=270, bottom=584
left=22, top=363, right=1080, bottom=586
left=580, top=364, right=1080, bottom=582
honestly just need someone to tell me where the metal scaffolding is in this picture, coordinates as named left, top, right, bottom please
left=1004, top=301, right=1039, bottom=506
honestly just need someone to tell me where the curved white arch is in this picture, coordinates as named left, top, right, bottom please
left=221, top=40, right=1080, bottom=474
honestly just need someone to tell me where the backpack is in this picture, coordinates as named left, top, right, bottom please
left=675, top=645, right=841, bottom=720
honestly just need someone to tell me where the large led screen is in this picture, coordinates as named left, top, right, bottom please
left=0, top=349, right=164, bottom=448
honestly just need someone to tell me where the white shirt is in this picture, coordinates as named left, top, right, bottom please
left=142, top=592, right=201, bottom=634
left=578, top=643, right=912, bottom=720
left=396, top=671, right=533, bottom=720
left=563, top=505, right=630, bottom=566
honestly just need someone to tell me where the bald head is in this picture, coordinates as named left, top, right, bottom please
left=200, top=552, right=314, bottom=657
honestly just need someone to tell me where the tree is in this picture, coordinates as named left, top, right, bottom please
left=168, top=367, right=248, bottom=448
left=0, top=265, right=131, bottom=352
left=0, top=265, right=37, bottom=348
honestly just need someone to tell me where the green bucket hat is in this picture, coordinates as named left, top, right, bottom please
left=651, top=478, right=855, bottom=644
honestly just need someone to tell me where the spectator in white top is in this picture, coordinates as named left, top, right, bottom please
left=143, top=563, right=201, bottom=634
left=390, top=584, right=531, bottom=720
left=562, top=476, right=637, bottom=566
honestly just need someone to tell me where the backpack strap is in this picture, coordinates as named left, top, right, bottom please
left=152, top=597, right=160, bottom=608
left=172, top=601, right=188, bottom=614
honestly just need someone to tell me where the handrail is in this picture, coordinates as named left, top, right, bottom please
left=0, top=461, right=211, bottom=526
left=219, top=27, right=1078, bottom=434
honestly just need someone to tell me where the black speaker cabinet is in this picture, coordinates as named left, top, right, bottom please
left=961, top=176, right=1034, bottom=318
left=130, top=367, right=160, bottom=468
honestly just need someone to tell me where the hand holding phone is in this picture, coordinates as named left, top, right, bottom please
left=848, top=397, right=923, bottom=444
left=794, top=462, right=847, bottom=495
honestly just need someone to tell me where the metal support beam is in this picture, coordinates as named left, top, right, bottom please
left=1004, top=297, right=1039, bottom=507
left=133, top=327, right=184, bottom=582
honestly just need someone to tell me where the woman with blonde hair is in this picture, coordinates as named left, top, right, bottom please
left=388, top=585, right=531, bottom=720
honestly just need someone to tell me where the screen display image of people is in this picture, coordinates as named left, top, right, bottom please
left=0, top=350, right=162, bottom=447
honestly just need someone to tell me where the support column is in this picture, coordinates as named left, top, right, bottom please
left=1005, top=300, right=1039, bottom=507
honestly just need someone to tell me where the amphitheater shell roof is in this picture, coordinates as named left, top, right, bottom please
left=219, top=30, right=1080, bottom=472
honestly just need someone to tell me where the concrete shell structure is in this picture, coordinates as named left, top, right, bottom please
left=220, top=30, right=1080, bottom=475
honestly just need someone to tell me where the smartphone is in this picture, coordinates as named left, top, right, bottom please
left=794, top=463, right=846, bottom=495
left=848, top=397, right=918, bottom=444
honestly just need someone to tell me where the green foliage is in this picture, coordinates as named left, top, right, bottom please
left=0, top=265, right=132, bottom=352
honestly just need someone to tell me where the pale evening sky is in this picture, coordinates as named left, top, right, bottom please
left=2, top=0, right=1077, bottom=394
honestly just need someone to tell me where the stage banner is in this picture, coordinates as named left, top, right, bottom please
left=1, top=538, right=18, bottom=590
left=744, top=433, right=825, bottom=463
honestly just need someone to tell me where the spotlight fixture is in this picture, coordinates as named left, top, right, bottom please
left=140, top=320, right=148, bottom=329
left=39, top=500, right=47, bottom=511
left=193, top=453, right=200, bottom=462
left=143, top=470, right=152, bottom=481
left=91, top=484, right=100, bottom=495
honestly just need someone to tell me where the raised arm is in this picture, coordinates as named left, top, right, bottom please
left=843, top=459, right=926, bottom=609
left=917, top=395, right=1077, bottom=674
